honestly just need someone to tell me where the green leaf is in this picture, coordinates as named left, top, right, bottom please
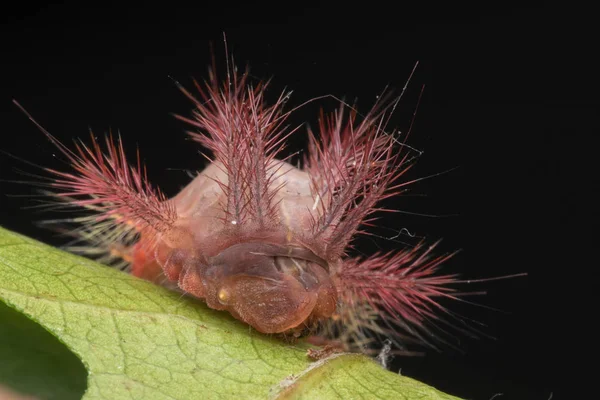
left=0, top=226, right=462, bottom=400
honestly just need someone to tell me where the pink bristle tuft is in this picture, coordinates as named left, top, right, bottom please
left=305, top=96, right=414, bottom=258
left=48, top=132, right=176, bottom=236
left=174, top=63, right=294, bottom=227
left=13, top=100, right=176, bottom=243
left=334, top=241, right=462, bottom=349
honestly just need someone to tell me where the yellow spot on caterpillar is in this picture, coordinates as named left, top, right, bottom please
left=218, top=288, right=231, bottom=304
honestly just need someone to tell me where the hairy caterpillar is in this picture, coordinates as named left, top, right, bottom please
left=11, top=54, right=504, bottom=358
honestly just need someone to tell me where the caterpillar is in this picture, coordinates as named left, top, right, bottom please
left=11, top=53, right=497, bottom=358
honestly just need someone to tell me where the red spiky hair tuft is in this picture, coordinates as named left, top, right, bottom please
left=12, top=101, right=175, bottom=259
left=332, top=241, right=465, bottom=351
left=174, top=64, right=295, bottom=229
left=304, top=94, right=416, bottom=259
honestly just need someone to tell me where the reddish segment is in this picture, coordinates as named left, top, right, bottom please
left=130, top=240, right=163, bottom=283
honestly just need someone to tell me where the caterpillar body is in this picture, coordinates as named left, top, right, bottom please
left=13, top=57, right=470, bottom=356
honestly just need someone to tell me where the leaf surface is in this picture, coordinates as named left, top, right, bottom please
left=0, top=226, right=461, bottom=400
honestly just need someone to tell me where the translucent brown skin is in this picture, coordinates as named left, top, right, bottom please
left=131, top=160, right=338, bottom=334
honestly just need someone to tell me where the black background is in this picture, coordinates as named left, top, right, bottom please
left=1, top=4, right=595, bottom=400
